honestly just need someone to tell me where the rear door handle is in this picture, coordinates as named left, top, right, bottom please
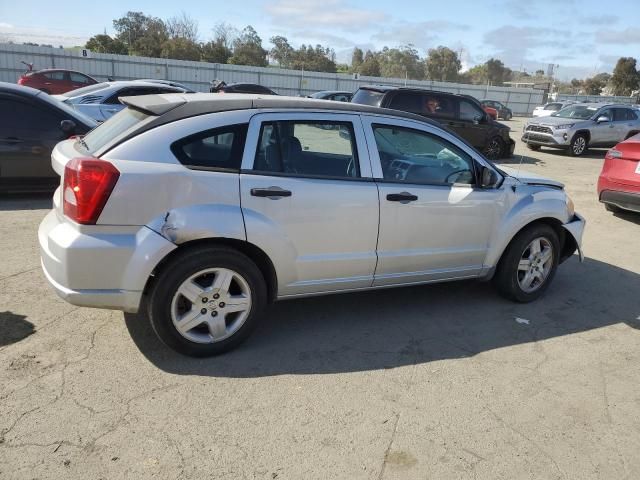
left=250, top=187, right=292, bottom=198
left=386, top=192, right=418, bottom=202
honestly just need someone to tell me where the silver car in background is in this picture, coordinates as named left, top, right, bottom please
left=39, top=94, right=585, bottom=356
left=532, top=101, right=576, bottom=117
left=53, top=81, right=187, bottom=122
left=523, top=103, right=640, bottom=156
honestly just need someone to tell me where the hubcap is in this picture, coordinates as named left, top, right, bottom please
left=517, top=237, right=554, bottom=293
left=573, top=137, right=586, bottom=154
left=170, top=268, right=252, bottom=344
left=485, top=140, right=501, bottom=159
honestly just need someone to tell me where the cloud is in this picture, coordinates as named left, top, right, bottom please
left=290, top=31, right=355, bottom=49
left=0, top=24, right=88, bottom=46
left=581, top=14, right=618, bottom=25
left=483, top=25, right=571, bottom=67
left=373, top=20, right=466, bottom=50
left=0, top=22, right=14, bottom=29
left=595, top=27, right=640, bottom=44
left=265, top=0, right=384, bottom=30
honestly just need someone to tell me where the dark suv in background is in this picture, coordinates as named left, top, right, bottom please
left=352, top=85, right=515, bottom=159
left=481, top=100, right=513, bottom=120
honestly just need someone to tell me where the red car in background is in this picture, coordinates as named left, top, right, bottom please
left=18, top=69, right=98, bottom=95
left=598, top=133, right=640, bottom=214
left=483, top=105, right=498, bottom=120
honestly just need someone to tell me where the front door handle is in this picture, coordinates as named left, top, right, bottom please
left=387, top=192, right=418, bottom=202
left=250, top=187, right=292, bottom=198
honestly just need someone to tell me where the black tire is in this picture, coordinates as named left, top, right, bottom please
left=604, top=203, right=621, bottom=213
left=493, top=224, right=560, bottom=303
left=484, top=136, right=504, bottom=160
left=148, top=246, right=267, bottom=357
left=527, top=144, right=541, bottom=151
left=568, top=133, right=588, bottom=157
left=504, top=112, right=512, bottom=121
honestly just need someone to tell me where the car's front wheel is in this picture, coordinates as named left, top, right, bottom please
left=148, top=246, right=267, bottom=357
left=484, top=136, right=504, bottom=160
left=493, top=224, right=559, bottom=302
left=568, top=134, right=588, bottom=156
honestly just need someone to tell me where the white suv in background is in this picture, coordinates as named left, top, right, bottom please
left=39, top=94, right=585, bottom=356
left=532, top=101, right=576, bottom=117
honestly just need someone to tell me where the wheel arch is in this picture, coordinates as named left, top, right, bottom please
left=625, top=130, right=640, bottom=140
left=571, top=129, right=591, bottom=144
left=143, top=237, right=278, bottom=304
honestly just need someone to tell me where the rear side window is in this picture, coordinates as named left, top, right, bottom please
left=44, top=71, right=65, bottom=81
left=459, top=99, right=485, bottom=122
left=388, top=92, right=422, bottom=114
left=352, top=89, right=384, bottom=107
left=253, top=120, right=359, bottom=179
left=171, top=124, right=248, bottom=171
left=70, top=72, right=91, bottom=84
left=614, top=108, right=637, bottom=121
left=422, top=94, right=456, bottom=119
left=82, top=108, right=150, bottom=154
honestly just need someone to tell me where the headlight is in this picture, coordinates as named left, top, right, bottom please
left=554, top=123, right=574, bottom=130
left=566, top=196, right=575, bottom=216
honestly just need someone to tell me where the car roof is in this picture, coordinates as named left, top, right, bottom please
left=63, top=80, right=185, bottom=97
left=312, top=90, right=353, bottom=95
left=357, top=84, right=458, bottom=96
left=118, top=93, right=443, bottom=142
left=0, top=81, right=41, bottom=97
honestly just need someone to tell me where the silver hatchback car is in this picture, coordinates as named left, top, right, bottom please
left=39, top=94, right=585, bottom=356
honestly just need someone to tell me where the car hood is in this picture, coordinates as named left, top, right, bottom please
left=527, top=115, right=591, bottom=127
left=499, top=166, right=564, bottom=188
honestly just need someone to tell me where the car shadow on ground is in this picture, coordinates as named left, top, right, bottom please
left=0, top=193, right=53, bottom=211
left=0, top=311, right=35, bottom=347
left=497, top=154, right=544, bottom=166
left=125, top=257, right=640, bottom=378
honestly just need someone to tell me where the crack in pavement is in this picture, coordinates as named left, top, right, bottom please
left=377, top=412, right=400, bottom=480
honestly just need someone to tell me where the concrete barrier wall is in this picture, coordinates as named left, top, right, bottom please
left=0, top=43, right=546, bottom=114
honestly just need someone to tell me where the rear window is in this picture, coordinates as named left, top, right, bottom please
left=81, top=108, right=151, bottom=154
left=352, top=89, right=384, bottom=107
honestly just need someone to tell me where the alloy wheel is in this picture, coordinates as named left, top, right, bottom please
left=170, top=268, right=252, bottom=344
left=517, top=237, right=554, bottom=293
left=572, top=136, right=586, bottom=155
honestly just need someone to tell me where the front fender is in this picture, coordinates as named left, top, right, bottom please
left=485, top=186, right=572, bottom=267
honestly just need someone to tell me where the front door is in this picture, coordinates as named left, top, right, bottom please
left=591, top=107, right=616, bottom=145
left=240, top=113, right=380, bottom=296
left=458, top=98, right=490, bottom=149
left=361, top=116, right=503, bottom=286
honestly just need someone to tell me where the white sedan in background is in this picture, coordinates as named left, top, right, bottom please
left=53, top=81, right=187, bottom=122
left=532, top=101, right=576, bottom=117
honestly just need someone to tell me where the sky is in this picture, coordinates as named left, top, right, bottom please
left=0, top=0, right=638, bottom=80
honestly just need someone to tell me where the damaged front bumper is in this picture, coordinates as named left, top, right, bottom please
left=561, top=213, right=586, bottom=262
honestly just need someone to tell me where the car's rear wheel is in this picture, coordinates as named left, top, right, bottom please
left=568, top=134, right=588, bottom=156
left=484, top=136, right=504, bottom=160
left=493, top=224, right=559, bottom=302
left=527, top=144, right=541, bottom=151
left=148, top=246, right=267, bottom=357
left=504, top=112, right=512, bottom=121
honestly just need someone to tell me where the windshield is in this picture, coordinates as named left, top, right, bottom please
left=81, top=108, right=151, bottom=154
left=551, top=105, right=598, bottom=119
left=352, top=89, right=384, bottom=107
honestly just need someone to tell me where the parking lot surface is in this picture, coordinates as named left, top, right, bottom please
left=1, top=117, right=640, bottom=479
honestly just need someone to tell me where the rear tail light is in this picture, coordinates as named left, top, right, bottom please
left=63, top=157, right=119, bottom=224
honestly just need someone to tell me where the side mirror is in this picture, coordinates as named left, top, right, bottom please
left=480, top=166, right=499, bottom=188
left=60, top=119, right=76, bottom=135
left=596, top=116, right=610, bottom=123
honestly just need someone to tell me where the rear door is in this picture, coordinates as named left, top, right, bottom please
left=361, top=115, right=502, bottom=285
left=0, top=95, right=62, bottom=188
left=613, top=108, right=636, bottom=142
left=240, top=112, right=379, bottom=296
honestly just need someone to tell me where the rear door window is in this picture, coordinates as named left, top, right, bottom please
left=171, top=124, right=247, bottom=171
left=388, top=92, right=423, bottom=114
left=422, top=94, right=456, bottom=119
left=614, top=108, right=636, bottom=121
left=0, top=97, right=61, bottom=139
left=459, top=99, right=485, bottom=122
left=254, top=120, right=360, bottom=179
left=70, top=72, right=92, bottom=84
left=43, top=71, right=66, bottom=81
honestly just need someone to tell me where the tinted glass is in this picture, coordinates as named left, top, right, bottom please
left=373, top=125, right=474, bottom=185
left=254, top=121, right=359, bottom=178
left=171, top=124, right=247, bottom=171
left=351, top=89, right=384, bottom=107
left=459, top=99, right=484, bottom=121
left=388, top=92, right=422, bottom=114
left=43, top=71, right=65, bottom=81
left=614, top=108, right=635, bottom=121
left=70, top=72, right=91, bottom=84
left=0, top=98, right=61, bottom=139
left=81, top=108, right=150, bottom=154
left=545, top=103, right=562, bottom=110
left=421, top=94, right=456, bottom=119
left=332, top=94, right=351, bottom=102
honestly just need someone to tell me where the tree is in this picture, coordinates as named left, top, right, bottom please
left=228, top=26, right=268, bottom=67
left=112, top=11, right=168, bottom=57
left=200, top=39, right=232, bottom=64
left=269, top=35, right=294, bottom=68
left=351, top=47, right=364, bottom=72
left=611, top=57, right=639, bottom=96
left=378, top=45, right=423, bottom=80
left=166, top=12, right=199, bottom=43
left=583, top=77, right=605, bottom=95
left=288, top=44, right=337, bottom=73
left=359, top=50, right=380, bottom=77
left=112, top=11, right=151, bottom=51
left=425, top=46, right=461, bottom=82
left=460, top=64, right=487, bottom=85
left=213, top=22, right=238, bottom=51
left=535, top=69, right=545, bottom=76
left=486, top=58, right=510, bottom=85
left=161, top=38, right=201, bottom=61
left=85, top=34, right=128, bottom=55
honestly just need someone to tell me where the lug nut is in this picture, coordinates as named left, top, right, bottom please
left=213, top=293, right=220, bottom=299
left=200, top=308, right=207, bottom=314
left=219, top=302, right=225, bottom=308
left=202, top=297, right=208, bottom=303
left=211, top=311, right=218, bottom=317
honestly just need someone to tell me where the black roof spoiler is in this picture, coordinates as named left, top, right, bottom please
left=119, top=94, right=187, bottom=116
